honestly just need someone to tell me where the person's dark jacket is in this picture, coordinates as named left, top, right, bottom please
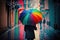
left=24, top=25, right=37, bottom=39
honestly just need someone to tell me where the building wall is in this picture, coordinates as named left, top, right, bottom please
left=54, top=0, right=60, bottom=29
left=0, top=0, right=8, bottom=40
left=48, top=0, right=55, bottom=27
left=0, top=0, right=7, bottom=27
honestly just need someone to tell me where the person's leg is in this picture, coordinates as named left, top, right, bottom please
left=27, top=38, right=34, bottom=40
left=30, top=38, right=34, bottom=40
left=27, top=38, right=30, bottom=40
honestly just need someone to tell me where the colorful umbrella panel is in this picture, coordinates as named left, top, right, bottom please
left=19, top=9, right=42, bottom=25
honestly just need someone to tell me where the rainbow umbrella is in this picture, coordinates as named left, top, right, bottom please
left=19, top=9, right=42, bottom=25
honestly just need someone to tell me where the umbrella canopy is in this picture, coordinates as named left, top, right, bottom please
left=19, top=9, right=42, bottom=25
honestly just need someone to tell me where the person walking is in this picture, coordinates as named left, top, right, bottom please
left=24, top=25, right=37, bottom=40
